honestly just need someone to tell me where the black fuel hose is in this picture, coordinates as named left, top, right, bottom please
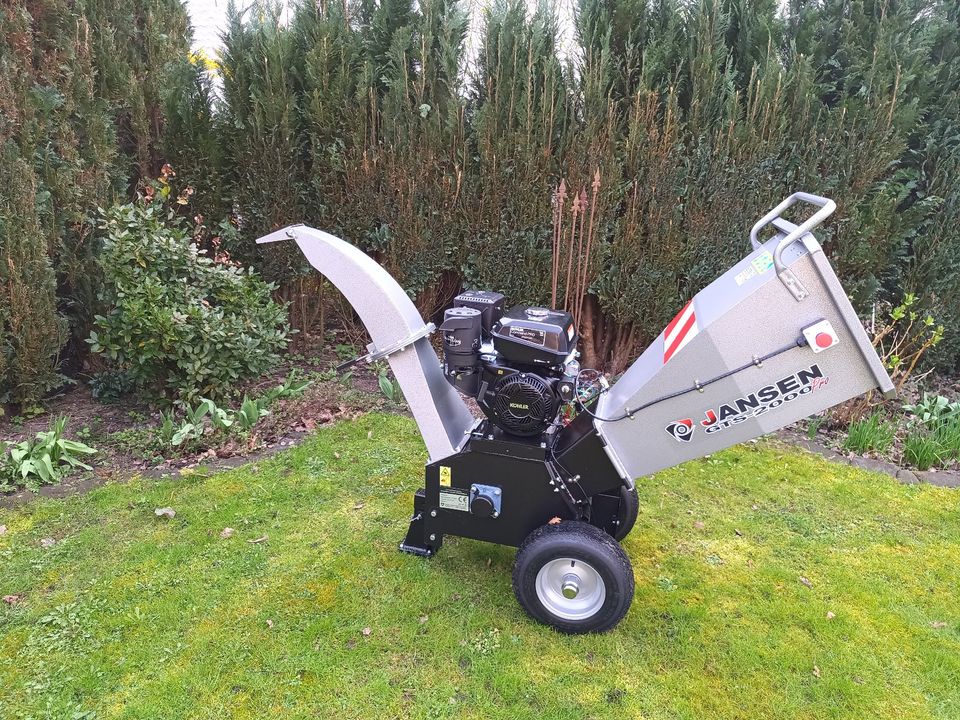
left=574, top=336, right=809, bottom=423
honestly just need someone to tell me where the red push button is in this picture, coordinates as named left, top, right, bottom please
left=802, top=320, right=839, bottom=353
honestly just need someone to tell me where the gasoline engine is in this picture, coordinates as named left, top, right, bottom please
left=439, top=291, right=581, bottom=437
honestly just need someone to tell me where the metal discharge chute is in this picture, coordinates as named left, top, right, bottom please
left=259, top=193, right=894, bottom=634
left=256, top=225, right=475, bottom=462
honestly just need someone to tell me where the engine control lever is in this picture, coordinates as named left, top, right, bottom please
left=335, top=323, right=435, bottom=372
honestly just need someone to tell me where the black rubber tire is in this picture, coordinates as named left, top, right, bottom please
left=613, top=485, right=640, bottom=541
left=512, top=521, right=634, bottom=634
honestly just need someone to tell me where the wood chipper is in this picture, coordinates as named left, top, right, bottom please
left=258, top=192, right=894, bottom=633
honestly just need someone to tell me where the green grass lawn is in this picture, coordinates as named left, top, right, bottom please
left=1, top=413, right=959, bottom=719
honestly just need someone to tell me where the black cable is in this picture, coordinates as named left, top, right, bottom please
left=574, top=336, right=808, bottom=423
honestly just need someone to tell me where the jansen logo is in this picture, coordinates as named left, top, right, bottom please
left=664, top=364, right=829, bottom=443
left=665, top=418, right=695, bottom=442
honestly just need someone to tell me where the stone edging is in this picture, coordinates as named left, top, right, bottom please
left=777, top=432, right=960, bottom=488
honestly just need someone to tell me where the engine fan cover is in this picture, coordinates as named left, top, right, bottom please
left=485, top=372, right=558, bottom=436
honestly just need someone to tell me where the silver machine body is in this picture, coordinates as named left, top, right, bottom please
left=257, top=192, right=894, bottom=483
left=594, top=193, right=894, bottom=481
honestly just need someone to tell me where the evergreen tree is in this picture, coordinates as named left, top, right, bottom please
left=0, top=0, right=192, bottom=405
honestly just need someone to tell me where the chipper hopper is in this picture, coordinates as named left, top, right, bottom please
left=258, top=192, right=894, bottom=633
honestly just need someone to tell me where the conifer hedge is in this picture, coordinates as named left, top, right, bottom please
left=0, top=0, right=190, bottom=405
left=3, top=0, right=960, bottom=407
left=186, top=0, right=959, bottom=373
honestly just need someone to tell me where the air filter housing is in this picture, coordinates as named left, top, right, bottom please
left=491, top=306, right=577, bottom=367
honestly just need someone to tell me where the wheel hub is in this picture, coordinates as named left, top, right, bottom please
left=535, top=558, right=606, bottom=620
left=560, top=574, right=580, bottom=599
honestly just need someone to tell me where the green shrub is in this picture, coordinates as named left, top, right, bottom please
left=843, top=413, right=895, bottom=455
left=1, top=0, right=193, bottom=405
left=2, top=416, right=96, bottom=491
left=88, top=369, right=134, bottom=402
left=0, top=144, right=67, bottom=406
left=903, top=431, right=945, bottom=472
left=903, top=393, right=960, bottom=429
left=88, top=190, right=290, bottom=403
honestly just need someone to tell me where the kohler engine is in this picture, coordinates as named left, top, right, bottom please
left=440, top=291, right=580, bottom=436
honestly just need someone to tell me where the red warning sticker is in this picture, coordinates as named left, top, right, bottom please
left=663, top=301, right=699, bottom=363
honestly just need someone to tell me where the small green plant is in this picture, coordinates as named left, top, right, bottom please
left=158, top=410, right=177, bottom=447
left=903, top=431, right=945, bottom=471
left=170, top=400, right=214, bottom=446
left=933, top=418, right=960, bottom=462
left=10, top=405, right=45, bottom=426
left=156, top=371, right=312, bottom=450
left=836, top=296, right=943, bottom=423
left=334, top=344, right=357, bottom=361
left=903, top=393, right=960, bottom=429
left=235, top=395, right=270, bottom=432
left=377, top=367, right=398, bottom=402
left=843, top=412, right=895, bottom=454
left=89, top=370, right=133, bottom=402
left=167, top=398, right=234, bottom=446
left=260, top=370, right=312, bottom=405
left=2, top=417, right=97, bottom=490
left=806, top=415, right=826, bottom=440
left=872, top=294, right=944, bottom=389
left=201, top=398, right=234, bottom=432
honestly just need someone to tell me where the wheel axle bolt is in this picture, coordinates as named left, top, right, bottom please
left=561, top=573, right=580, bottom=599
left=429, top=534, right=436, bottom=541
left=430, top=510, right=437, bottom=517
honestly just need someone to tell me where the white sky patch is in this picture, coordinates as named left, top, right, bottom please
left=184, top=0, right=577, bottom=65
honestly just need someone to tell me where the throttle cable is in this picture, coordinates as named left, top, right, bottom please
left=574, top=336, right=809, bottom=423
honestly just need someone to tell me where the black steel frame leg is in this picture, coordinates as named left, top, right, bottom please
left=399, top=488, right=443, bottom=557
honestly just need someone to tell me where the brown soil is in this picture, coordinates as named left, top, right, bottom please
left=0, top=340, right=395, bottom=508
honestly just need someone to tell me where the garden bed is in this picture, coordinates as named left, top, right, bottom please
left=0, top=336, right=396, bottom=506
left=794, top=375, right=960, bottom=481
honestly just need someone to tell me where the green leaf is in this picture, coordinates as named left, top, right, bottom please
left=38, top=455, right=55, bottom=483
left=378, top=372, right=396, bottom=402
left=59, top=439, right=97, bottom=455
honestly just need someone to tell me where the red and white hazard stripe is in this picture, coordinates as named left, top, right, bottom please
left=663, top=300, right=698, bottom=363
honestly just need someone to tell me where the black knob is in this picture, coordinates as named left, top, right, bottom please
left=470, top=493, right=495, bottom=518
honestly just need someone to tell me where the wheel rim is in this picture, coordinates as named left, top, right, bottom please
left=534, top=557, right=606, bottom=621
